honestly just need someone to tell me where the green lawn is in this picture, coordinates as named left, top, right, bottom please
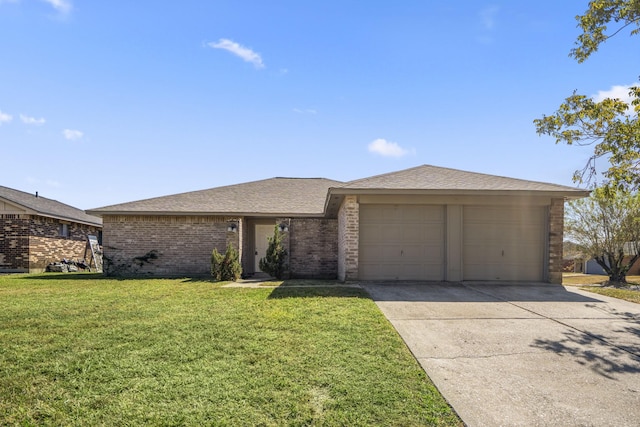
left=563, top=274, right=640, bottom=304
left=0, top=274, right=460, bottom=426
left=562, top=273, right=640, bottom=286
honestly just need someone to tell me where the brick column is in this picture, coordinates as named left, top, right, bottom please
left=548, top=198, right=564, bottom=284
left=276, top=218, right=291, bottom=279
left=338, top=196, right=359, bottom=281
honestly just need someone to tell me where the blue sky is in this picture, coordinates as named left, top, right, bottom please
left=1, top=1, right=639, bottom=209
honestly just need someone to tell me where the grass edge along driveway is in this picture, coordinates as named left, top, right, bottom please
left=0, top=274, right=461, bottom=426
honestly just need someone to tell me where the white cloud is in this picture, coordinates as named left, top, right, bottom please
left=207, top=38, right=264, bottom=69
left=368, top=138, right=409, bottom=157
left=593, top=83, right=639, bottom=115
left=479, top=5, right=499, bottom=30
left=63, top=129, right=83, bottom=141
left=293, top=108, right=317, bottom=115
left=0, top=110, right=13, bottom=125
left=42, top=0, right=72, bottom=14
left=593, top=83, right=638, bottom=104
left=20, top=114, right=46, bottom=126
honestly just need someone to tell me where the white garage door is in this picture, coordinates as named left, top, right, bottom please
left=359, top=204, right=445, bottom=280
left=463, top=206, right=546, bottom=281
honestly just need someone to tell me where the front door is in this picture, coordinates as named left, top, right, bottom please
left=254, top=224, right=274, bottom=272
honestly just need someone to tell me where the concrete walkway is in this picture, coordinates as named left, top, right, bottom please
left=362, top=282, right=640, bottom=427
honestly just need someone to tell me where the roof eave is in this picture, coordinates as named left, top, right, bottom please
left=328, top=188, right=591, bottom=198
left=86, top=210, right=327, bottom=218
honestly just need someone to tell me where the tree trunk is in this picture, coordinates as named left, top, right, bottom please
left=594, top=253, right=628, bottom=286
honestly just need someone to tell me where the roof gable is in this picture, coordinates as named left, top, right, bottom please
left=0, top=186, right=102, bottom=226
left=335, top=164, right=588, bottom=193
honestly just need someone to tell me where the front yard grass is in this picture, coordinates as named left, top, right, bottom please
left=563, top=273, right=640, bottom=304
left=0, top=274, right=460, bottom=426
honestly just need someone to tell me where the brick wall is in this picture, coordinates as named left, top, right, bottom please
left=289, top=218, right=338, bottom=279
left=102, top=215, right=239, bottom=276
left=28, top=216, right=101, bottom=271
left=0, top=215, right=99, bottom=272
left=548, top=198, right=564, bottom=284
left=337, top=196, right=359, bottom=281
left=0, top=216, right=29, bottom=271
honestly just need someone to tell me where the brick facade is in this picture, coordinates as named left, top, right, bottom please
left=0, top=216, right=29, bottom=271
left=337, top=196, right=359, bottom=281
left=0, top=215, right=100, bottom=272
left=548, top=198, right=564, bottom=284
left=99, top=197, right=568, bottom=283
left=289, top=218, right=338, bottom=279
left=102, top=215, right=239, bottom=276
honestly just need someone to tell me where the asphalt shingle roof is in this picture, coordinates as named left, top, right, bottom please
left=88, top=178, right=343, bottom=216
left=87, top=165, right=589, bottom=218
left=0, top=186, right=102, bottom=226
left=336, top=164, right=588, bottom=193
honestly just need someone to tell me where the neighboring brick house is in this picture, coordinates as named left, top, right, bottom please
left=87, top=165, right=589, bottom=283
left=0, top=186, right=102, bottom=273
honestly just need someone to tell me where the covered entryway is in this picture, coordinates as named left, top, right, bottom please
left=359, top=204, right=445, bottom=280
left=463, top=205, right=546, bottom=281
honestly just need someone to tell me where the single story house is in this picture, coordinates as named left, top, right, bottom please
left=0, top=186, right=103, bottom=273
left=86, top=165, right=589, bottom=283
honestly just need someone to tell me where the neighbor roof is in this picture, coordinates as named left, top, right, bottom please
left=87, top=178, right=344, bottom=217
left=0, top=186, right=102, bottom=226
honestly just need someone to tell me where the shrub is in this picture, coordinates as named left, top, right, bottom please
left=211, top=244, right=242, bottom=281
left=259, top=225, right=288, bottom=279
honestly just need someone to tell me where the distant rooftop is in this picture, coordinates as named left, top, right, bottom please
left=0, top=186, right=102, bottom=226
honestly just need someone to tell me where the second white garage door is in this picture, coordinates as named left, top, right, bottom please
left=463, top=206, right=546, bottom=281
left=359, top=204, right=445, bottom=280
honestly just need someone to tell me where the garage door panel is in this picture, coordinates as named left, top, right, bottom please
left=464, top=263, right=541, bottom=281
left=360, top=225, right=405, bottom=243
left=463, top=206, right=546, bottom=281
left=402, top=224, right=443, bottom=242
left=359, top=204, right=445, bottom=281
left=402, top=205, right=444, bottom=222
left=464, top=224, right=543, bottom=242
left=359, top=245, right=403, bottom=262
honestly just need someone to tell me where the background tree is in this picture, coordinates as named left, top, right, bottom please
left=259, top=225, right=287, bottom=280
left=565, top=189, right=640, bottom=284
left=534, top=0, right=640, bottom=190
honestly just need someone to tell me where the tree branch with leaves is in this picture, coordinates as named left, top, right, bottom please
left=535, top=1, right=640, bottom=191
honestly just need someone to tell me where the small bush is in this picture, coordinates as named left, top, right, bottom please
left=211, top=244, right=242, bottom=281
left=259, top=225, right=288, bottom=279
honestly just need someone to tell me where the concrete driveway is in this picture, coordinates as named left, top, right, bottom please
left=362, top=282, right=640, bottom=427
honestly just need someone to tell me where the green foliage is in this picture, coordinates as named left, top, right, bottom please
left=535, top=0, right=640, bottom=191
left=571, top=0, right=640, bottom=63
left=565, top=188, right=640, bottom=284
left=534, top=88, right=640, bottom=189
left=211, top=244, right=242, bottom=281
left=259, top=225, right=288, bottom=279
